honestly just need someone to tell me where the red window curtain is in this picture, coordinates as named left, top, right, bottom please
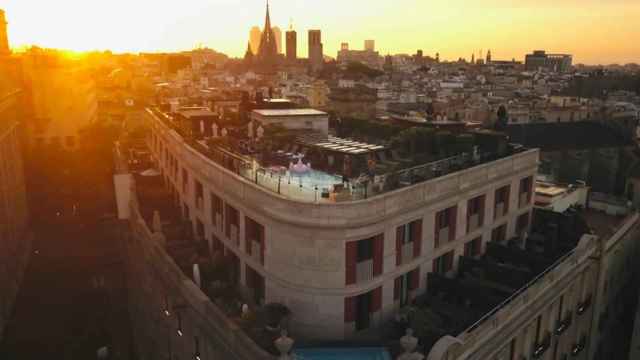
left=434, top=211, right=441, bottom=248
left=396, top=226, right=404, bottom=266
left=344, top=296, right=355, bottom=322
left=410, top=267, right=420, bottom=290
left=371, top=287, right=382, bottom=313
left=394, top=277, right=401, bottom=300
left=373, top=234, right=384, bottom=276
left=345, top=241, right=357, bottom=285
left=412, top=220, right=422, bottom=258
left=449, top=206, right=457, bottom=242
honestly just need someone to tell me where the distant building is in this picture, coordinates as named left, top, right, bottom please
left=255, top=2, right=279, bottom=71
left=525, top=50, right=573, bottom=73
left=337, top=41, right=381, bottom=69
left=286, top=29, right=297, bottom=61
left=0, top=9, right=9, bottom=55
left=364, top=39, right=375, bottom=52
left=249, top=26, right=261, bottom=55
left=21, top=49, right=98, bottom=150
left=308, top=30, right=323, bottom=72
left=272, top=26, right=282, bottom=54
left=251, top=108, right=329, bottom=135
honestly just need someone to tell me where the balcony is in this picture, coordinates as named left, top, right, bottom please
left=519, top=192, right=529, bottom=208
left=230, top=224, right=239, bottom=246
left=468, top=214, right=480, bottom=232
left=356, top=259, right=374, bottom=284
left=532, top=333, right=551, bottom=359
left=495, top=202, right=505, bottom=218
left=577, top=295, right=592, bottom=316
left=401, top=242, right=414, bottom=264
left=554, top=314, right=573, bottom=336
left=438, top=227, right=450, bottom=244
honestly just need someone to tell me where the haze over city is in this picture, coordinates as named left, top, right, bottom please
left=3, top=0, right=640, bottom=64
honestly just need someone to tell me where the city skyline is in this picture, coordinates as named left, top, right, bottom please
left=2, top=0, right=640, bottom=64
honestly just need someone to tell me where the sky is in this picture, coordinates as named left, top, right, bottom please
left=2, top=0, right=640, bottom=64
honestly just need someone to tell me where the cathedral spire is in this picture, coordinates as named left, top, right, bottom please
left=264, top=0, right=271, bottom=32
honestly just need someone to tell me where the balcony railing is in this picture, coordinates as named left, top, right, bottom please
left=554, top=314, right=573, bottom=336
left=495, top=202, right=505, bottom=218
left=438, top=227, right=450, bottom=244
left=571, top=336, right=587, bottom=356
left=532, top=333, right=551, bottom=359
left=230, top=224, right=239, bottom=246
left=401, top=242, right=414, bottom=264
left=356, top=259, right=374, bottom=284
left=577, top=295, right=592, bottom=316
left=468, top=213, right=480, bottom=232
left=519, top=192, right=529, bottom=208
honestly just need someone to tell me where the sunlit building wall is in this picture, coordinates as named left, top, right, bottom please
left=20, top=49, right=97, bottom=150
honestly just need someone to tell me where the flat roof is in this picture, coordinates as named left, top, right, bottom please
left=252, top=109, right=328, bottom=117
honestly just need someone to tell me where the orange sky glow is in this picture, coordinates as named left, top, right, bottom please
left=3, top=0, right=640, bottom=64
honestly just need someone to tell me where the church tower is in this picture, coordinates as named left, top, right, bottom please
left=256, top=1, right=278, bottom=70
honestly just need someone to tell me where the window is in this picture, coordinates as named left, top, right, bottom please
left=435, top=206, right=457, bottom=247
left=464, top=237, right=482, bottom=257
left=345, top=287, right=382, bottom=331
left=467, top=195, right=485, bottom=233
left=245, top=217, right=265, bottom=265
left=433, top=251, right=454, bottom=274
left=491, top=224, right=507, bottom=243
left=194, top=180, right=204, bottom=208
left=519, top=176, right=533, bottom=207
left=357, top=238, right=373, bottom=262
left=516, top=212, right=530, bottom=235
left=495, top=185, right=510, bottom=219
left=211, top=192, right=223, bottom=225
left=396, top=220, right=422, bottom=265
left=346, top=235, right=384, bottom=285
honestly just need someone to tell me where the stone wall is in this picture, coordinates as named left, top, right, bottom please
left=123, top=175, right=275, bottom=360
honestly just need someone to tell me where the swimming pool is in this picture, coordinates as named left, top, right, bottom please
left=287, top=170, right=343, bottom=191
left=293, top=347, right=392, bottom=360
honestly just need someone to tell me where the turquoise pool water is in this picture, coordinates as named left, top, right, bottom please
left=293, top=347, right=392, bottom=360
left=287, top=170, right=343, bottom=190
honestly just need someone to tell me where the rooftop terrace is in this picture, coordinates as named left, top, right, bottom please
left=148, top=107, right=533, bottom=204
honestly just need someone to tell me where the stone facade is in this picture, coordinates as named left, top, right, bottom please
left=147, top=109, right=538, bottom=340
left=0, top=90, right=30, bottom=340
left=424, top=212, right=640, bottom=360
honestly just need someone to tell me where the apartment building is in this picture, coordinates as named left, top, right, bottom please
left=0, top=89, right=30, bottom=340
left=146, top=107, right=538, bottom=339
